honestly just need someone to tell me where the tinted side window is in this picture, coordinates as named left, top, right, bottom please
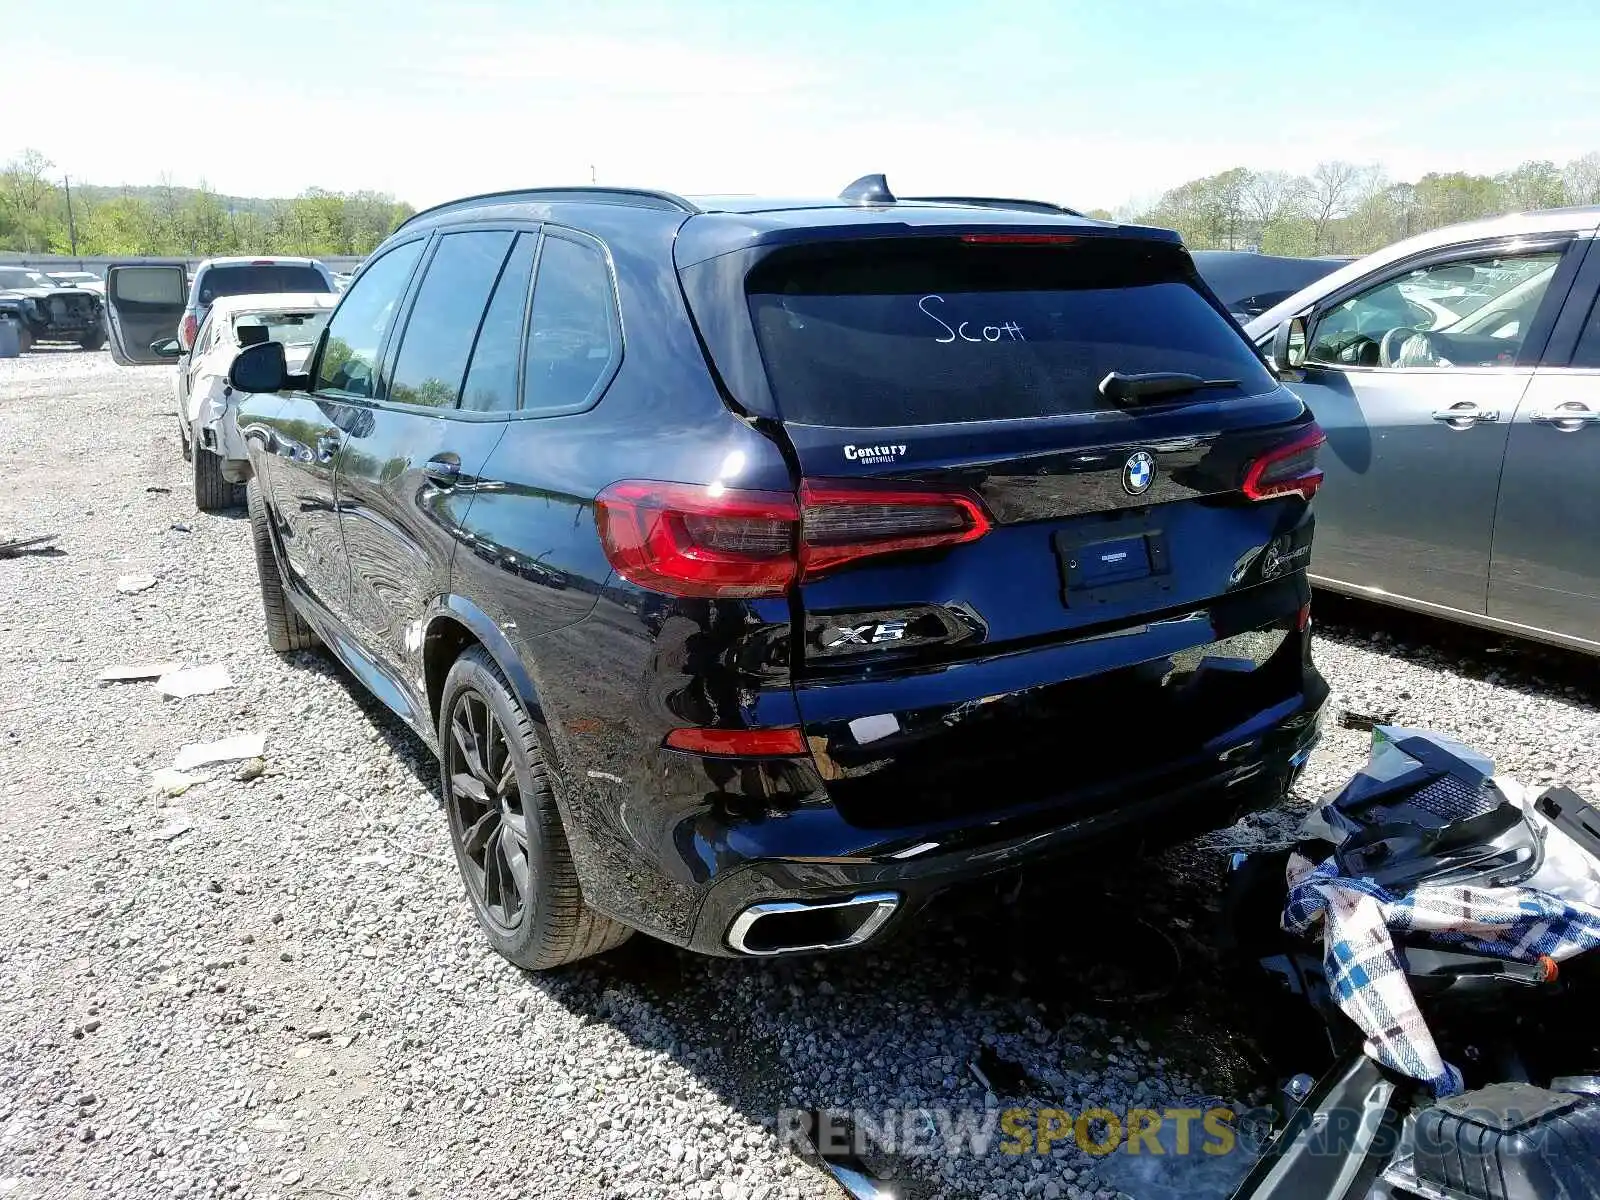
left=523, top=235, right=619, bottom=415
left=1308, top=251, right=1563, bottom=369
left=461, top=233, right=536, bottom=413
left=110, top=266, right=186, bottom=305
left=1574, top=291, right=1600, bottom=369
left=315, top=241, right=425, bottom=398
left=389, top=231, right=514, bottom=409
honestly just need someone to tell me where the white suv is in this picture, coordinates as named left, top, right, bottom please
left=179, top=256, right=335, bottom=350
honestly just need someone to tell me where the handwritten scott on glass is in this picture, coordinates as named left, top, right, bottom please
left=918, top=295, right=1026, bottom=344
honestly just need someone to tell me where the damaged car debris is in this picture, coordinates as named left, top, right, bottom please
left=0, top=532, right=58, bottom=558
left=0, top=264, right=106, bottom=351
left=1225, top=727, right=1600, bottom=1200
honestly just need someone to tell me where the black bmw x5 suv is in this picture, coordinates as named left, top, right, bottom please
left=108, top=177, right=1328, bottom=968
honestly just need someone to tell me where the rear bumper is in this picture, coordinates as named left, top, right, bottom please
left=196, top=394, right=249, bottom=467
left=616, top=668, right=1326, bottom=956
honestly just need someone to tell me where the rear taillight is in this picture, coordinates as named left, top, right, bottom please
left=1296, top=601, right=1312, bottom=632
left=798, top=482, right=991, bottom=577
left=595, top=479, right=993, bottom=598
left=594, top=482, right=799, bottom=598
left=1243, top=424, right=1326, bottom=503
left=180, top=312, right=198, bottom=350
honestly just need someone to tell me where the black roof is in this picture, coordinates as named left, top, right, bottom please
left=398, top=184, right=1094, bottom=226
left=394, top=179, right=1175, bottom=268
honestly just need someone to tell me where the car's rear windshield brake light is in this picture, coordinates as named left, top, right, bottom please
left=595, top=480, right=993, bottom=598
left=1242, top=423, right=1326, bottom=503
left=959, top=233, right=1078, bottom=245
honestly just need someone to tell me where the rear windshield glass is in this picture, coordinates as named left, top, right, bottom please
left=233, top=309, right=330, bottom=347
left=197, top=265, right=330, bottom=304
left=746, top=238, right=1276, bottom=426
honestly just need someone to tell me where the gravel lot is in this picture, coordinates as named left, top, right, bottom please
left=4, top=350, right=1599, bottom=1200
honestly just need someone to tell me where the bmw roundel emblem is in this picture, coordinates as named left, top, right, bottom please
left=1122, top=451, right=1155, bottom=496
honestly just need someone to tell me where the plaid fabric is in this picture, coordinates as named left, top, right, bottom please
left=1284, top=853, right=1600, bottom=1095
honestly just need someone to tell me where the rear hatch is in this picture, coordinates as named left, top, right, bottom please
left=679, top=228, right=1322, bottom=824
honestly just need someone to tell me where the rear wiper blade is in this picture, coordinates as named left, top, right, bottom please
left=1099, top=371, right=1241, bottom=405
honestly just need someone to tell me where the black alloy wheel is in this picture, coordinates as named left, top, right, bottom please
left=436, top=646, right=632, bottom=968
left=445, top=687, right=532, bottom=932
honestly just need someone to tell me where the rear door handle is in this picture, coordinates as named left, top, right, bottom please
left=1529, top=402, right=1600, bottom=428
left=423, top=455, right=461, bottom=486
left=1431, top=403, right=1500, bottom=425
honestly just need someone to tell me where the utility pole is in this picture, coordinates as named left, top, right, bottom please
left=590, top=164, right=597, bottom=184
left=63, top=174, right=79, bottom=256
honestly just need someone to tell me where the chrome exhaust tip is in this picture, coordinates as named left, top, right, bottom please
left=726, top=892, right=900, bottom=956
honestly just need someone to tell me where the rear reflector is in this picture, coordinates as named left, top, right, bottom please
left=596, top=479, right=993, bottom=598
left=1243, top=424, right=1326, bottom=503
left=1297, top=601, right=1312, bottom=632
left=665, top=727, right=807, bottom=756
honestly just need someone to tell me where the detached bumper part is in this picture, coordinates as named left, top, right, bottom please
left=1400, top=1083, right=1600, bottom=1200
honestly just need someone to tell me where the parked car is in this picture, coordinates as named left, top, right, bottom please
left=144, top=291, right=337, bottom=510
left=105, top=179, right=1329, bottom=969
left=1245, top=206, right=1600, bottom=654
left=47, top=269, right=106, bottom=298
left=176, top=256, right=335, bottom=352
left=1190, top=250, right=1350, bottom=323
left=0, top=265, right=106, bottom=351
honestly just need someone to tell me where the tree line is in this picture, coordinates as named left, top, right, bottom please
left=11, top=144, right=1600, bottom=264
left=0, top=149, right=415, bottom=258
left=1098, top=152, right=1600, bottom=257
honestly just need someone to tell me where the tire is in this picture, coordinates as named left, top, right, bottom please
left=439, top=646, right=632, bottom=970
left=79, top=329, right=106, bottom=351
left=245, top=477, right=318, bottom=653
left=194, top=446, right=245, bottom=511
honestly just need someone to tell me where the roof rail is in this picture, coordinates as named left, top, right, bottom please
left=398, top=186, right=701, bottom=231
left=907, top=196, right=1086, bottom=218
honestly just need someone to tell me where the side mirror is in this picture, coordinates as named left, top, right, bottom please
left=229, top=340, right=289, bottom=393
left=1270, top=317, right=1308, bottom=380
left=149, top=338, right=183, bottom=359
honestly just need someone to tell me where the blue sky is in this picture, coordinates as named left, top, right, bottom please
left=10, top=0, right=1600, bottom=211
